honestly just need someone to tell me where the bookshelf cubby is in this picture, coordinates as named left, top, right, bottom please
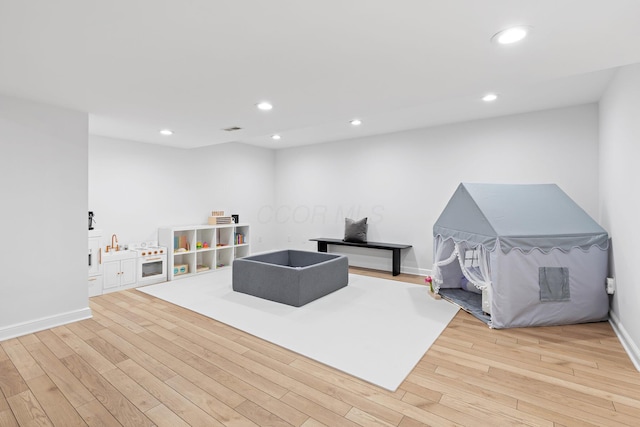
left=159, top=223, right=250, bottom=280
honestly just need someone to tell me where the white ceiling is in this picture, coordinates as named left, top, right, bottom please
left=1, top=1, right=639, bottom=150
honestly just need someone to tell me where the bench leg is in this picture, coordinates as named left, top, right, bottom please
left=392, top=248, right=401, bottom=276
left=317, top=241, right=328, bottom=252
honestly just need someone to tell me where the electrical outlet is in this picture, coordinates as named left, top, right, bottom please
left=606, top=277, right=615, bottom=295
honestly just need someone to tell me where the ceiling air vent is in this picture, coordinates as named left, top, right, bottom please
left=223, top=126, right=243, bottom=132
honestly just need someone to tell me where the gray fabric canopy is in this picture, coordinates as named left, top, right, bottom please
left=433, top=183, right=609, bottom=253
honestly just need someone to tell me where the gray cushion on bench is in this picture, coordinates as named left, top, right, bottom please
left=344, top=217, right=368, bottom=243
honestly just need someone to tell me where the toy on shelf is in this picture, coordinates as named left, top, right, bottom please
left=209, top=210, right=232, bottom=225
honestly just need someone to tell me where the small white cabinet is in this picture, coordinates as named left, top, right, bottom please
left=88, top=275, right=104, bottom=297
left=88, top=229, right=103, bottom=297
left=88, top=237, right=102, bottom=276
left=103, top=256, right=137, bottom=292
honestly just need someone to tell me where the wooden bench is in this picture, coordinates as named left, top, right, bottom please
left=309, top=238, right=412, bottom=276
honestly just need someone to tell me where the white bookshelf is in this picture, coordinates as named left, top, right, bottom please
left=158, top=223, right=250, bottom=280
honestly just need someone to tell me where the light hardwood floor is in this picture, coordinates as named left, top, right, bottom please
left=1, top=268, right=639, bottom=426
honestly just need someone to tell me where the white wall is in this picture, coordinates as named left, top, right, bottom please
left=599, top=63, right=640, bottom=369
left=190, top=142, right=278, bottom=253
left=274, top=104, right=600, bottom=274
left=89, top=137, right=277, bottom=253
left=0, top=93, right=90, bottom=340
left=89, top=135, right=192, bottom=244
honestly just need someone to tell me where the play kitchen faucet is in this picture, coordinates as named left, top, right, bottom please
left=106, top=234, right=119, bottom=252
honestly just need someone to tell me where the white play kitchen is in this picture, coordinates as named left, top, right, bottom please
left=87, top=230, right=168, bottom=296
left=87, top=221, right=250, bottom=296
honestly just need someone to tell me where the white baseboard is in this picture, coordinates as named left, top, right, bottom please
left=401, top=266, right=431, bottom=277
left=0, top=307, right=92, bottom=342
left=348, top=259, right=431, bottom=277
left=609, top=310, right=640, bottom=372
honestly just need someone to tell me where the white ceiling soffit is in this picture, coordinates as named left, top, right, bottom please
left=1, top=1, right=639, bottom=150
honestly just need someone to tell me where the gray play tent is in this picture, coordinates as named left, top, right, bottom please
left=433, top=183, right=609, bottom=329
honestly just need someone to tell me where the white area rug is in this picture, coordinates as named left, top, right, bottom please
left=138, top=270, right=458, bottom=391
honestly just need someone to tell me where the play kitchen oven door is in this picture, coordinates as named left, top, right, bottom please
left=137, top=253, right=167, bottom=285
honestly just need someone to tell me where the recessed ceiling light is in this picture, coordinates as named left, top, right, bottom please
left=271, top=134, right=281, bottom=140
left=491, top=26, right=530, bottom=45
left=256, top=102, right=273, bottom=111
left=159, top=129, right=173, bottom=136
left=350, top=119, right=362, bottom=126
left=482, top=93, right=498, bottom=102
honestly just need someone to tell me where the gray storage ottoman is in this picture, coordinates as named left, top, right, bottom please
left=232, top=250, right=348, bottom=307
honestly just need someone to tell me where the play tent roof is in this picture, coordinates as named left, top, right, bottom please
left=433, top=183, right=609, bottom=253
